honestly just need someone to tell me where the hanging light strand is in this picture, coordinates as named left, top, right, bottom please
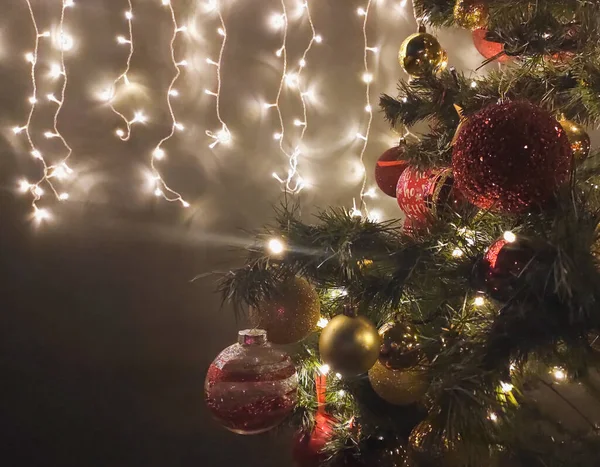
left=356, top=0, right=374, bottom=215
left=108, top=0, right=137, bottom=141
left=148, top=0, right=189, bottom=207
left=271, top=0, right=320, bottom=194
left=205, top=2, right=231, bottom=148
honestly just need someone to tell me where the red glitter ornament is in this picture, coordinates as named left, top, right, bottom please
left=205, top=329, right=298, bottom=435
left=396, top=166, right=464, bottom=226
left=472, top=28, right=510, bottom=63
left=374, top=146, right=409, bottom=198
left=452, top=101, right=572, bottom=213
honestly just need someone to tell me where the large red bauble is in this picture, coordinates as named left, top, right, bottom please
left=472, top=28, right=510, bottom=63
left=375, top=146, right=409, bottom=198
left=452, top=101, right=572, bottom=213
left=205, top=329, right=298, bottom=435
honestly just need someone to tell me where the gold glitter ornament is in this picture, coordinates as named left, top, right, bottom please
left=368, top=361, right=428, bottom=405
left=251, top=277, right=320, bottom=345
left=454, top=0, right=488, bottom=30
left=378, top=322, right=425, bottom=370
left=319, top=313, right=380, bottom=377
left=399, top=26, right=447, bottom=78
left=559, top=119, right=591, bottom=163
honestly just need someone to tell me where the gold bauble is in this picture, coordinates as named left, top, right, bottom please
left=378, top=322, right=425, bottom=370
left=319, top=314, right=380, bottom=376
left=252, top=277, right=320, bottom=345
left=399, top=30, right=446, bottom=78
left=368, top=361, right=428, bottom=405
left=454, top=0, right=488, bottom=30
left=559, top=119, right=591, bottom=163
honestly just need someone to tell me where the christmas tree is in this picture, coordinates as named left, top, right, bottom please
left=206, top=1, right=600, bottom=465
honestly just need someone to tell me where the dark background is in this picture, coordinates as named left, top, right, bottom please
left=3, top=1, right=596, bottom=466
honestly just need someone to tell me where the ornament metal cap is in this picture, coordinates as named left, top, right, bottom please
left=238, top=329, right=268, bottom=346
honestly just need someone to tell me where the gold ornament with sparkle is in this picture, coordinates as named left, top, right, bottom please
left=559, top=119, right=590, bottom=163
left=378, top=321, right=425, bottom=370
left=454, top=0, right=488, bottom=30
left=368, top=361, right=428, bottom=405
left=399, top=26, right=447, bottom=78
left=319, top=313, right=380, bottom=377
left=251, top=277, right=320, bottom=345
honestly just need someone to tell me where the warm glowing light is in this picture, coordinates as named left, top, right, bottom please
left=503, top=231, right=517, bottom=243
left=18, top=180, right=31, bottom=193
left=49, top=63, right=63, bottom=78
left=470, top=80, right=477, bottom=88
left=474, top=296, right=485, bottom=307
left=319, top=364, right=330, bottom=375
left=58, top=192, right=69, bottom=200
left=57, top=32, right=74, bottom=51
left=34, top=207, right=51, bottom=222
left=552, top=367, right=566, bottom=381
left=125, top=11, right=133, bottom=20
left=338, top=390, right=346, bottom=397
left=500, top=381, right=513, bottom=393
left=267, top=237, right=286, bottom=255
left=362, top=72, right=373, bottom=83
left=28, top=96, right=37, bottom=104
left=314, top=34, right=322, bottom=43
left=174, top=122, right=185, bottom=131
left=31, top=149, right=42, bottom=159
left=25, top=52, right=35, bottom=63
left=168, top=89, right=179, bottom=97
left=116, top=129, right=125, bottom=137
left=317, top=317, right=329, bottom=328
left=33, top=185, right=44, bottom=197
left=488, top=412, right=498, bottom=422
left=368, top=209, right=382, bottom=223
left=357, top=7, right=367, bottom=15
left=153, top=148, right=165, bottom=160
left=452, top=248, right=464, bottom=258
left=285, top=73, right=299, bottom=87
left=270, top=13, right=286, bottom=29
left=117, top=35, right=129, bottom=44
left=13, top=126, right=25, bottom=134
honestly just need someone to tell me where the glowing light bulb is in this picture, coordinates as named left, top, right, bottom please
left=181, top=200, right=190, bottom=208
left=34, top=208, right=50, bottom=221
left=364, top=104, right=372, bottom=112
left=174, top=122, right=185, bottom=131
left=58, top=192, right=69, bottom=200
left=216, top=129, right=231, bottom=144
left=125, top=11, right=133, bottom=19
left=99, top=88, right=114, bottom=102
left=176, top=26, right=187, bottom=33
left=500, top=382, right=513, bottom=393
left=314, top=34, right=322, bottom=43
left=206, top=58, right=218, bottom=65
left=488, top=412, right=498, bottom=422
left=363, top=187, right=377, bottom=198
left=133, top=111, right=147, bottom=123
left=168, top=89, right=179, bottom=97
left=285, top=73, right=299, bottom=87
left=552, top=367, right=566, bottom=381
left=293, top=119, right=305, bottom=126
left=338, top=390, right=346, bottom=397
left=204, top=0, right=217, bottom=12
left=58, top=33, right=74, bottom=51
left=273, top=133, right=282, bottom=140
left=319, top=364, right=330, bottom=375
left=117, top=35, right=129, bottom=44
left=177, top=60, right=188, bottom=67
left=503, top=231, right=517, bottom=243
left=275, top=47, right=283, bottom=57
left=31, top=150, right=42, bottom=159
left=64, top=0, right=75, bottom=6
left=362, top=72, right=373, bottom=83
left=366, top=46, right=378, bottom=53
left=153, top=148, right=165, bottom=160
left=270, top=13, right=285, bottom=30
left=25, top=52, right=35, bottom=63
left=267, top=238, right=285, bottom=255
left=13, top=126, right=25, bottom=134
left=470, top=80, right=478, bottom=88
left=49, top=63, right=63, bottom=78
left=357, top=7, right=366, bottom=15
left=299, top=58, right=306, bottom=67
left=18, top=180, right=31, bottom=193
left=33, top=185, right=44, bottom=197
left=28, top=96, right=37, bottom=104
left=473, top=296, right=485, bottom=307
left=217, top=28, right=225, bottom=36
left=115, top=129, right=125, bottom=137
left=154, top=188, right=163, bottom=197
left=161, top=0, right=170, bottom=4
left=368, top=210, right=382, bottom=223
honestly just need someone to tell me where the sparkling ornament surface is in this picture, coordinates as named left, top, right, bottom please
left=454, top=0, right=487, bottom=30
left=559, top=119, right=590, bottom=163
left=398, top=31, right=446, bottom=78
left=472, top=28, right=510, bottom=63
left=375, top=146, right=409, bottom=198
left=368, top=361, right=427, bottom=406
left=319, top=314, right=380, bottom=377
left=378, top=322, right=424, bottom=370
left=252, top=276, right=320, bottom=344
left=397, top=167, right=464, bottom=225
left=204, top=329, right=298, bottom=435
left=452, top=101, right=572, bottom=213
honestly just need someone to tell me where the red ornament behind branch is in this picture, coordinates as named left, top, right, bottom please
left=472, top=28, right=510, bottom=63
left=374, top=146, right=409, bottom=198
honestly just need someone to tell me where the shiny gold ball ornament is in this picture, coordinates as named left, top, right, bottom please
left=251, top=277, right=320, bottom=345
left=368, top=361, right=428, bottom=405
left=399, top=27, right=447, bottom=78
left=378, top=322, right=424, bottom=370
left=319, top=314, right=380, bottom=377
left=559, top=119, right=591, bottom=163
left=453, top=0, right=488, bottom=30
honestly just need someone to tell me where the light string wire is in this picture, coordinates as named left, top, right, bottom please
left=18, top=1, right=73, bottom=220
left=148, top=0, right=189, bottom=207
left=108, top=0, right=140, bottom=141
left=351, top=0, right=374, bottom=218
left=271, top=0, right=320, bottom=194
left=204, top=1, right=231, bottom=148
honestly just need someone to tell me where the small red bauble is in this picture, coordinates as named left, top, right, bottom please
left=205, top=329, right=298, bottom=435
left=472, top=28, right=510, bottom=63
left=374, top=146, right=409, bottom=198
left=396, top=167, right=464, bottom=226
left=452, top=101, right=572, bottom=213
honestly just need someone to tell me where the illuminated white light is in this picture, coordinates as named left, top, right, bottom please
left=115, top=129, right=125, bottom=137
left=263, top=102, right=277, bottom=109
left=177, top=60, right=188, bottom=67
left=368, top=210, right=382, bottom=223
left=13, top=126, right=25, bottom=134
left=206, top=58, right=218, bottom=65
left=64, top=0, right=75, bottom=6
left=18, top=180, right=31, bottom=193
left=174, top=122, right=185, bottom=131
left=153, top=148, right=165, bottom=160
left=489, top=412, right=498, bottom=422
left=366, top=46, right=378, bottom=53
left=500, top=381, right=513, bottom=393
left=503, top=231, right=517, bottom=243
left=356, top=133, right=368, bottom=141
left=217, top=28, right=225, bottom=36
left=117, top=35, right=130, bottom=44
left=314, top=34, right=322, bottom=43
left=154, top=188, right=163, bottom=197
left=364, top=104, right=372, bottom=112
left=99, top=88, right=114, bottom=102
left=168, top=89, right=179, bottom=97
left=125, top=11, right=133, bottom=20
left=39, top=31, right=51, bottom=38
left=28, top=96, right=37, bottom=104
left=44, top=131, right=58, bottom=138
left=470, top=81, right=477, bottom=88
left=49, top=63, right=63, bottom=78
left=25, top=52, right=35, bottom=63
left=181, top=200, right=190, bottom=208
left=31, top=150, right=42, bottom=159
left=132, top=111, right=147, bottom=123
left=362, top=72, right=373, bottom=83
left=204, top=0, right=218, bottom=12
left=399, top=0, right=408, bottom=7
left=58, top=192, right=69, bottom=200
left=270, top=13, right=286, bottom=29
left=285, top=73, right=299, bottom=87
left=474, top=296, right=485, bottom=307
left=275, top=47, right=283, bottom=57
left=33, top=185, right=44, bottom=197
left=363, top=187, right=377, bottom=198
left=34, top=208, right=50, bottom=221
left=357, top=7, right=367, bottom=15
left=267, top=238, right=286, bottom=255
left=273, top=133, right=282, bottom=140
left=58, top=33, right=74, bottom=51
left=338, top=390, right=346, bottom=397
left=46, top=93, right=60, bottom=103
left=216, top=129, right=231, bottom=143
left=176, top=26, right=187, bottom=33
left=552, top=367, right=566, bottom=381
left=317, top=317, right=329, bottom=328
left=293, top=119, right=306, bottom=127
left=319, top=364, right=330, bottom=375
left=452, top=248, right=464, bottom=258
left=161, top=0, right=170, bottom=4
left=335, top=373, right=342, bottom=380
left=299, top=58, right=306, bottom=67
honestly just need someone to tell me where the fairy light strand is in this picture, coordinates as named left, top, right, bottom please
left=204, top=1, right=231, bottom=148
left=108, top=0, right=138, bottom=141
left=271, top=0, right=320, bottom=193
left=148, top=0, right=189, bottom=207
